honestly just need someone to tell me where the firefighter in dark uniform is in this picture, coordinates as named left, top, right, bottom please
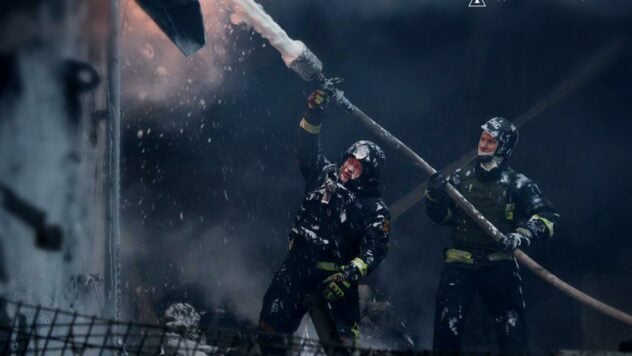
left=425, top=117, right=559, bottom=353
left=258, top=90, right=391, bottom=347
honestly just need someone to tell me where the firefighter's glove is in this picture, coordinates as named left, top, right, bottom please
left=322, top=272, right=351, bottom=301
left=301, top=90, right=329, bottom=130
left=499, top=228, right=532, bottom=251
left=425, top=172, right=448, bottom=203
left=321, top=263, right=362, bottom=302
left=307, top=89, right=329, bottom=111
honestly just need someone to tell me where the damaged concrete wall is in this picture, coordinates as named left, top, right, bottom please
left=0, top=0, right=110, bottom=315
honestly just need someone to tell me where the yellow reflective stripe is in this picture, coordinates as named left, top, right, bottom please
left=425, top=190, right=438, bottom=202
left=299, top=118, right=321, bottom=134
left=446, top=248, right=513, bottom=263
left=445, top=249, right=473, bottom=264
left=316, top=261, right=340, bottom=272
left=350, top=322, right=361, bottom=345
left=350, top=257, right=368, bottom=277
left=533, top=214, right=555, bottom=237
left=505, top=203, right=516, bottom=220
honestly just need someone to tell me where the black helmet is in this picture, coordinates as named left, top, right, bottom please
left=480, top=117, right=519, bottom=160
left=342, top=140, right=385, bottom=180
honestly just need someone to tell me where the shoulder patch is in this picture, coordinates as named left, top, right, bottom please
left=383, top=219, right=391, bottom=234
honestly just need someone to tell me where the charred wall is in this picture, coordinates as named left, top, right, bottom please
left=0, top=0, right=109, bottom=315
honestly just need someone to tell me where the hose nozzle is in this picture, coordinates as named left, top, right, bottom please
left=287, top=44, right=323, bottom=82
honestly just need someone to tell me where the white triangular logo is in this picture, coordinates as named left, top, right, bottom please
left=469, top=0, right=486, bottom=7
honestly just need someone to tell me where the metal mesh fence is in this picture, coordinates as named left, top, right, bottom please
left=0, top=296, right=428, bottom=355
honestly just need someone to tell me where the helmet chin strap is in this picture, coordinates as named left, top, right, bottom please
left=477, top=149, right=503, bottom=171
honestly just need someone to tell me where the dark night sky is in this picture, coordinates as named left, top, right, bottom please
left=120, top=0, right=632, bottom=352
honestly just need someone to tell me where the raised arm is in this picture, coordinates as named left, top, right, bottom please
left=295, top=90, right=331, bottom=186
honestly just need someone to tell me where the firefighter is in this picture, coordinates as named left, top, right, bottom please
left=258, top=89, right=391, bottom=347
left=425, top=117, right=559, bottom=353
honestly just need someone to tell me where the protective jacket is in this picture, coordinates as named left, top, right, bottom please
left=259, top=109, right=390, bottom=343
left=290, top=110, right=390, bottom=273
left=427, top=161, right=558, bottom=256
left=426, top=160, right=559, bottom=352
